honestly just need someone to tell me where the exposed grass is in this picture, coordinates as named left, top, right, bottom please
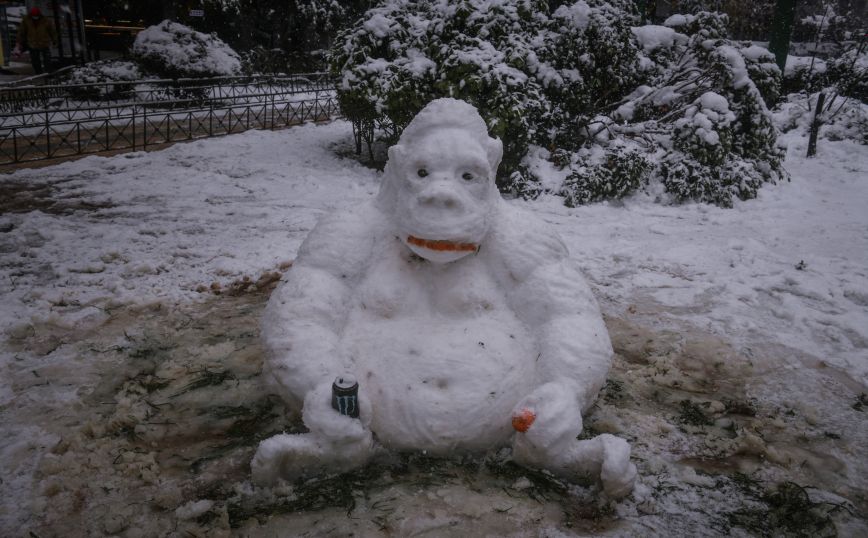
left=225, top=452, right=578, bottom=529
left=727, top=480, right=843, bottom=537
left=853, top=393, right=868, bottom=412
left=723, top=398, right=757, bottom=417
left=601, top=378, right=624, bottom=403
left=170, top=369, right=236, bottom=398
left=677, top=400, right=713, bottom=426
left=223, top=398, right=283, bottom=439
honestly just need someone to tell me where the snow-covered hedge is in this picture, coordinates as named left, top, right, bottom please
left=132, top=20, right=242, bottom=79
left=63, top=60, right=144, bottom=100
left=332, top=1, right=787, bottom=207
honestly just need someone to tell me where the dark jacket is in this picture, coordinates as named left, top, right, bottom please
left=17, top=15, right=57, bottom=50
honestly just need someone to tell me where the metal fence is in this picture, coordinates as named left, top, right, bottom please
left=0, top=73, right=340, bottom=165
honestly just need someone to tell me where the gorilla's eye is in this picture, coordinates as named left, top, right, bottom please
left=417, top=168, right=428, bottom=178
left=462, top=172, right=474, bottom=181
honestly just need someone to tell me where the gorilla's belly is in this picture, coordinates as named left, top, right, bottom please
left=341, top=313, right=537, bottom=453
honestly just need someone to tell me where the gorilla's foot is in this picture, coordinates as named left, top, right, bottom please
left=251, top=431, right=374, bottom=486
left=513, top=432, right=637, bottom=499
left=595, top=434, right=638, bottom=498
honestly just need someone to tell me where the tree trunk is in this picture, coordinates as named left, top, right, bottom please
left=768, top=0, right=798, bottom=74
left=806, top=91, right=825, bottom=158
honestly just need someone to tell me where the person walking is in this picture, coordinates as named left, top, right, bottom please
left=14, top=7, right=57, bottom=75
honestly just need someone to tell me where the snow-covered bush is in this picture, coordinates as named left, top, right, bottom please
left=775, top=38, right=866, bottom=156
left=202, top=0, right=365, bottom=73
left=781, top=47, right=866, bottom=102
left=332, top=0, right=644, bottom=182
left=783, top=0, right=867, bottom=101
left=239, top=46, right=327, bottom=75
left=331, top=0, right=549, bottom=179
left=502, top=163, right=543, bottom=200
left=827, top=48, right=868, bottom=103
left=132, top=20, right=242, bottom=79
left=672, top=92, right=735, bottom=167
left=740, top=45, right=781, bottom=105
left=538, top=1, right=643, bottom=152
left=66, top=60, right=142, bottom=86
left=63, top=60, right=144, bottom=100
left=646, top=17, right=786, bottom=206
left=791, top=0, right=864, bottom=46
left=660, top=93, right=751, bottom=206
left=333, top=2, right=787, bottom=207
left=673, top=0, right=725, bottom=14
left=660, top=152, right=768, bottom=207
left=561, top=145, right=654, bottom=206
left=662, top=11, right=729, bottom=41
left=781, top=55, right=828, bottom=96
left=774, top=91, right=868, bottom=144
left=816, top=101, right=867, bottom=143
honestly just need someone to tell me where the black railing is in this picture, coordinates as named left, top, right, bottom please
left=0, top=73, right=340, bottom=164
left=0, top=73, right=335, bottom=112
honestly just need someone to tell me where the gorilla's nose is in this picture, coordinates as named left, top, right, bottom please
left=418, top=184, right=464, bottom=211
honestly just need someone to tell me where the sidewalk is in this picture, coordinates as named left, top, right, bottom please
left=0, top=59, right=37, bottom=84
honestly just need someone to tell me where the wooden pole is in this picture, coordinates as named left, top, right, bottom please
left=806, top=91, right=825, bottom=158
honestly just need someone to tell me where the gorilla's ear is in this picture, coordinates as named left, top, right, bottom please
left=486, top=138, right=504, bottom=174
left=387, top=144, right=405, bottom=167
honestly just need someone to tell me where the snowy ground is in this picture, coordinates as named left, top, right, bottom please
left=0, top=120, right=866, bottom=536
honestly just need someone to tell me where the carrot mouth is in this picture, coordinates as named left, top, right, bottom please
left=407, top=235, right=479, bottom=252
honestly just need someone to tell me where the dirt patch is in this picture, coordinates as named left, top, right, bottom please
left=601, top=315, right=867, bottom=534
left=2, top=293, right=866, bottom=536
left=0, top=178, right=114, bottom=215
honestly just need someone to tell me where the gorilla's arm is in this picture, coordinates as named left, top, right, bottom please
left=509, top=261, right=613, bottom=410
left=261, top=204, right=380, bottom=407
left=491, top=204, right=613, bottom=412
left=492, top=206, right=635, bottom=495
left=252, top=205, right=382, bottom=484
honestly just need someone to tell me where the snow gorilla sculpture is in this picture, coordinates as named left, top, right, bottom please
left=252, top=99, right=637, bottom=497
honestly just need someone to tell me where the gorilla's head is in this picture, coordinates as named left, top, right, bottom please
left=378, top=99, right=503, bottom=264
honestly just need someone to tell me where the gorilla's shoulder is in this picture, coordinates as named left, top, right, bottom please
left=487, top=203, right=569, bottom=281
left=296, top=201, right=386, bottom=274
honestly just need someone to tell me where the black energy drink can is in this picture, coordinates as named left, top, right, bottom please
left=331, top=374, right=359, bottom=418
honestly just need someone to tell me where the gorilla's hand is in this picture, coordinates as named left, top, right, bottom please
left=510, top=382, right=636, bottom=498
left=251, top=380, right=375, bottom=486
left=302, top=380, right=373, bottom=445
left=511, top=381, right=585, bottom=458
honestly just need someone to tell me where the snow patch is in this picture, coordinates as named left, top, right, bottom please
left=175, top=500, right=214, bottom=520
left=631, top=25, right=687, bottom=52
left=785, top=55, right=828, bottom=76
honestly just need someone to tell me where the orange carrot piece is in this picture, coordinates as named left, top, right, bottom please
left=407, top=235, right=478, bottom=252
